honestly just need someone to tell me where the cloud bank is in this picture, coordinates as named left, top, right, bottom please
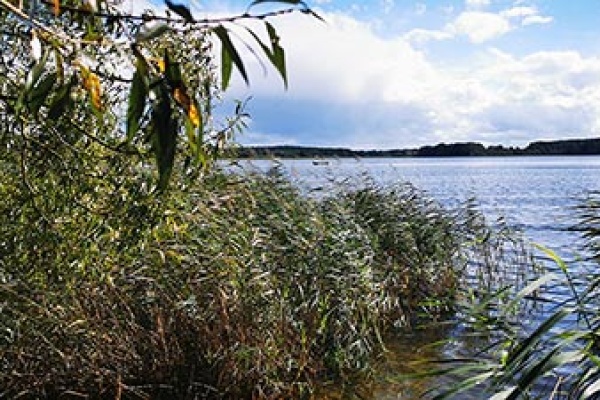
left=217, top=3, right=597, bottom=149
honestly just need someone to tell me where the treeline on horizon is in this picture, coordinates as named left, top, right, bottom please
left=232, top=137, right=600, bottom=158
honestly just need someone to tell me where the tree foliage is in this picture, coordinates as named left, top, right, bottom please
left=0, top=0, right=317, bottom=190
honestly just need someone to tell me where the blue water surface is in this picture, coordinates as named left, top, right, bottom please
left=241, top=155, right=600, bottom=257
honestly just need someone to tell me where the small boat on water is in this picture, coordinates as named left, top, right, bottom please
left=312, top=160, right=330, bottom=166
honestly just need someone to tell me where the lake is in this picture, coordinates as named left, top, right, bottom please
left=237, top=155, right=600, bottom=398
left=245, top=155, right=600, bottom=256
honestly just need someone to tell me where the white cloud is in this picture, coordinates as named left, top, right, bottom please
left=447, top=11, right=511, bottom=43
left=522, top=15, right=554, bottom=26
left=236, top=12, right=438, bottom=103
left=450, top=49, right=600, bottom=142
left=226, top=10, right=599, bottom=148
left=501, top=6, right=537, bottom=18
left=445, top=5, right=553, bottom=44
left=501, top=6, right=553, bottom=26
left=404, top=28, right=453, bottom=43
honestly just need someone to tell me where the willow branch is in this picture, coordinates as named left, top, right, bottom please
left=66, top=120, right=143, bottom=156
left=2, top=0, right=312, bottom=52
left=0, top=0, right=73, bottom=43
left=39, top=0, right=309, bottom=26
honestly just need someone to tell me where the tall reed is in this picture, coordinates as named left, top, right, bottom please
left=0, top=161, right=529, bottom=399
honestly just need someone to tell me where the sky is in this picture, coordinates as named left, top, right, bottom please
left=156, top=0, right=600, bottom=149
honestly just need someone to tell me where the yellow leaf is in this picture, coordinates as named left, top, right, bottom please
left=76, top=62, right=103, bottom=111
left=90, top=83, right=103, bottom=110
left=173, top=86, right=200, bottom=127
left=53, top=0, right=60, bottom=16
left=188, top=104, right=201, bottom=127
left=151, top=58, right=166, bottom=73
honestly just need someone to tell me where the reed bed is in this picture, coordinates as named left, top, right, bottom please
left=0, top=162, right=529, bottom=399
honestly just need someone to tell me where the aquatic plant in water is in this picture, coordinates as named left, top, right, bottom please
left=425, top=191, right=600, bottom=399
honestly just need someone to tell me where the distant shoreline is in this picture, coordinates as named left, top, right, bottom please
left=232, top=137, right=600, bottom=159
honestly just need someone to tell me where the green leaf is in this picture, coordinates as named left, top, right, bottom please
left=27, top=72, right=57, bottom=116
left=25, top=48, right=50, bottom=92
left=431, top=371, right=496, bottom=400
left=213, top=25, right=248, bottom=89
left=150, top=84, right=178, bottom=191
left=502, top=308, right=571, bottom=377
left=244, top=27, right=271, bottom=57
left=135, top=22, right=170, bottom=43
left=245, top=22, right=288, bottom=88
left=197, top=146, right=212, bottom=171
left=489, top=386, right=518, bottom=400
left=184, top=111, right=204, bottom=166
left=165, top=0, right=194, bottom=22
left=163, top=50, right=183, bottom=87
left=505, top=349, right=583, bottom=400
left=266, top=21, right=287, bottom=88
left=184, top=117, right=198, bottom=156
left=127, top=59, right=148, bottom=142
left=533, top=243, right=569, bottom=274
left=47, top=78, right=74, bottom=120
left=54, top=47, right=64, bottom=84
left=220, top=38, right=233, bottom=90
left=582, top=376, right=600, bottom=399
left=505, top=273, right=559, bottom=313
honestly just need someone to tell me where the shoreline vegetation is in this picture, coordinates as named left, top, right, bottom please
left=232, top=137, right=600, bottom=159
left=1, top=161, right=534, bottom=399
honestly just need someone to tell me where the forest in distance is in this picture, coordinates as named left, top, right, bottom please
left=234, top=137, right=600, bottom=158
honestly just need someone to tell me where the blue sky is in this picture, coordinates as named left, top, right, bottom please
left=181, top=0, right=600, bottom=149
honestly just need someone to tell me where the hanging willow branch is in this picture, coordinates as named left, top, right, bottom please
left=0, top=0, right=320, bottom=191
left=34, top=0, right=315, bottom=26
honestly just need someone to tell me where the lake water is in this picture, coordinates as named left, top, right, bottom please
left=246, top=155, right=600, bottom=257
left=237, top=156, right=600, bottom=398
